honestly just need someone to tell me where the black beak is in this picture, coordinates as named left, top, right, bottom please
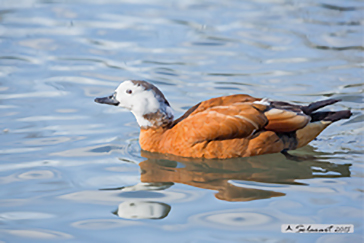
left=94, top=94, right=120, bottom=106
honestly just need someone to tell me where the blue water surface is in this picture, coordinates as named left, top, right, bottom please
left=0, top=0, right=363, bottom=242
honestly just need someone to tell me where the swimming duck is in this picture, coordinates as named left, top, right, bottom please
left=95, top=80, right=351, bottom=159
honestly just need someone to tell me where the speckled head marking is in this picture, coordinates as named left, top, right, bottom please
left=95, top=80, right=174, bottom=128
left=131, top=80, right=171, bottom=107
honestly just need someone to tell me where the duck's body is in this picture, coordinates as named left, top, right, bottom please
left=95, top=80, right=351, bottom=159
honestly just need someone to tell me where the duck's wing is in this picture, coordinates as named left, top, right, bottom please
left=264, top=108, right=311, bottom=133
left=172, top=95, right=312, bottom=143
left=172, top=94, right=260, bottom=127
left=172, top=102, right=268, bottom=144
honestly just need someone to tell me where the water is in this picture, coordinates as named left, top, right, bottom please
left=0, top=0, right=363, bottom=242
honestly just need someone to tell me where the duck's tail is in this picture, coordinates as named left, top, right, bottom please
left=300, top=98, right=352, bottom=122
left=295, top=99, right=352, bottom=148
left=301, top=98, right=340, bottom=115
left=310, top=110, right=352, bottom=123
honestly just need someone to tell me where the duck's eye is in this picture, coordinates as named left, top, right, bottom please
left=126, top=89, right=132, bottom=94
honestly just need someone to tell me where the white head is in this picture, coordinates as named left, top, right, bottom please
left=95, top=80, right=174, bottom=128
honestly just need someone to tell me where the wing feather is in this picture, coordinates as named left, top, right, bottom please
left=173, top=103, right=268, bottom=144
left=264, top=108, right=310, bottom=132
left=169, top=95, right=311, bottom=148
left=171, top=94, right=260, bottom=127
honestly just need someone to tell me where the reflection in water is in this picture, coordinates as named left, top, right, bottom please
left=139, top=149, right=351, bottom=202
left=106, top=148, right=351, bottom=220
left=101, top=182, right=173, bottom=192
left=102, top=182, right=173, bottom=220
left=113, top=201, right=171, bottom=220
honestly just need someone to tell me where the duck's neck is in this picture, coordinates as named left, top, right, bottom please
left=134, top=104, right=174, bottom=152
left=132, top=105, right=174, bottom=129
left=139, top=126, right=168, bottom=153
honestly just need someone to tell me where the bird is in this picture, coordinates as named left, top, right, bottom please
left=95, top=80, right=352, bottom=159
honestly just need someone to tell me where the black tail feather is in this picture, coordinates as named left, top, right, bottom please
left=311, top=110, right=352, bottom=123
left=302, top=99, right=341, bottom=115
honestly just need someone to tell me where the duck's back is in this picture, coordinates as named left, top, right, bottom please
left=141, top=95, right=299, bottom=158
left=172, top=94, right=260, bottom=125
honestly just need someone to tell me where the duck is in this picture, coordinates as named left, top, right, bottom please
left=95, top=80, right=352, bottom=159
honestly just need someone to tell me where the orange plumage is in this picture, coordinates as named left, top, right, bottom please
left=95, top=80, right=352, bottom=159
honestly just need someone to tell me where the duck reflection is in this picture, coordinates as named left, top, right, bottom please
left=113, top=201, right=171, bottom=220
left=139, top=148, right=351, bottom=202
left=102, top=182, right=174, bottom=219
left=111, top=147, right=350, bottom=219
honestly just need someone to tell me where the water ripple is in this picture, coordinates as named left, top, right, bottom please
left=17, top=115, right=86, bottom=122
left=72, top=218, right=141, bottom=229
left=0, top=91, right=67, bottom=100
left=0, top=229, right=72, bottom=240
left=17, top=170, right=55, bottom=180
left=319, top=3, right=361, bottom=12
left=0, top=211, right=54, bottom=220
